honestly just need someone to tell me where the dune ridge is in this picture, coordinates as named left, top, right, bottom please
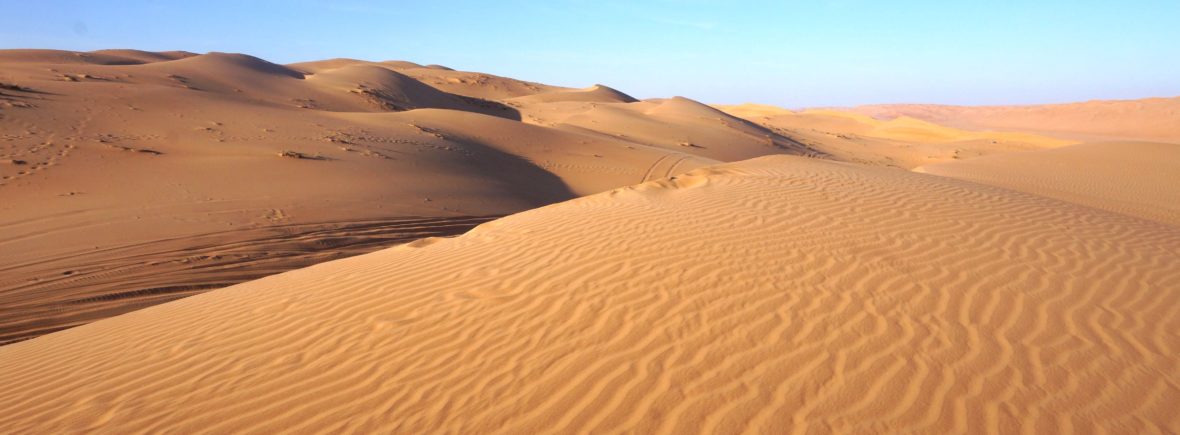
left=508, top=84, right=638, bottom=104
left=1, top=156, right=1177, bottom=433
left=0, top=49, right=197, bottom=65
left=521, top=96, right=821, bottom=162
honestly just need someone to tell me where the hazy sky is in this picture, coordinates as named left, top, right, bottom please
left=4, top=0, right=1179, bottom=107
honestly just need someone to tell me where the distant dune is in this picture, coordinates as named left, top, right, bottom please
left=0, top=48, right=197, bottom=65
left=718, top=104, right=1073, bottom=168
left=1, top=156, right=1177, bottom=433
left=851, top=97, right=1180, bottom=143
left=529, top=96, right=821, bottom=162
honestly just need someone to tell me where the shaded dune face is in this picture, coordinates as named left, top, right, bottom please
left=1, top=156, right=1177, bottom=433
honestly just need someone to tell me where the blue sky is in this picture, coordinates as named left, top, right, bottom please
left=4, top=0, right=1179, bottom=107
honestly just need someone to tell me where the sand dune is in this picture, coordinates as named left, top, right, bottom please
left=719, top=104, right=1073, bottom=168
left=917, top=141, right=1180, bottom=226
left=508, top=84, right=639, bottom=104
left=307, top=64, right=518, bottom=116
left=156, top=52, right=306, bottom=79
left=0, top=49, right=197, bottom=65
left=852, top=97, right=1180, bottom=143
left=4, top=46, right=1178, bottom=433
left=1, top=156, right=1177, bottom=433
left=2, top=46, right=1168, bottom=346
left=398, top=68, right=560, bottom=100
left=0, top=49, right=741, bottom=342
left=519, top=97, right=822, bottom=162
left=343, top=62, right=570, bottom=100
left=89, top=49, right=198, bottom=64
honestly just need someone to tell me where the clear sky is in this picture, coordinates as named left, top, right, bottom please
left=4, top=0, right=1179, bottom=107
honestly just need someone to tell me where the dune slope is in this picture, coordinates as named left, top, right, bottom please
left=520, top=97, right=821, bottom=162
left=2, top=156, right=1177, bottom=433
left=917, top=141, right=1180, bottom=226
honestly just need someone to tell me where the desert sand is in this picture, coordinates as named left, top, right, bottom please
left=2, top=49, right=1180, bottom=433
left=1, top=50, right=737, bottom=343
left=717, top=104, right=1072, bottom=168
left=918, top=141, right=1180, bottom=227
left=1, top=155, right=1178, bottom=433
left=851, top=97, right=1180, bottom=143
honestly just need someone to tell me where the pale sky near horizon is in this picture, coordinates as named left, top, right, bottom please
left=3, top=0, right=1178, bottom=107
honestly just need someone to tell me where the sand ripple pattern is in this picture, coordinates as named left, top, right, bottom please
left=0, top=156, right=1178, bottom=434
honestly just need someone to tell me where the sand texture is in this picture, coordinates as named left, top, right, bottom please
left=1, top=156, right=1177, bottom=433
left=917, top=141, right=1180, bottom=226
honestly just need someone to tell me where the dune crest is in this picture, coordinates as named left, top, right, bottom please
left=509, top=84, right=639, bottom=104
left=0, top=49, right=195, bottom=65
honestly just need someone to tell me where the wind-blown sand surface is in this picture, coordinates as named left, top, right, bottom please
left=2, top=156, right=1178, bottom=433
left=918, top=141, right=1180, bottom=227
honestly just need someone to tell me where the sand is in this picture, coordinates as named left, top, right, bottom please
left=917, top=141, right=1180, bottom=227
left=1, top=156, right=1177, bottom=433
left=717, top=104, right=1073, bottom=168
left=0, top=49, right=728, bottom=343
left=522, top=97, right=822, bottom=162
left=852, top=97, right=1180, bottom=143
